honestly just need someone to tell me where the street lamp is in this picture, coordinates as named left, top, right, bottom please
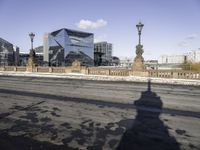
left=28, top=32, right=37, bottom=68
left=136, top=22, right=144, bottom=45
left=29, top=32, right=35, bottom=50
left=132, top=22, right=145, bottom=71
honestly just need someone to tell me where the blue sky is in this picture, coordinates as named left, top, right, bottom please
left=0, top=0, right=199, bottom=60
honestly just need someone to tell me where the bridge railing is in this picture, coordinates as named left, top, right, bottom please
left=0, top=66, right=200, bottom=80
left=148, top=70, right=200, bottom=80
left=88, top=67, right=129, bottom=76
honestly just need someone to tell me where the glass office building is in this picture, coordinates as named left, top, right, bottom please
left=94, top=42, right=113, bottom=66
left=0, top=37, right=19, bottom=66
left=43, top=28, right=94, bottom=66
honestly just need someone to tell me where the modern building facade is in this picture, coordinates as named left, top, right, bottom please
left=0, top=37, right=19, bottom=66
left=35, top=46, right=43, bottom=53
left=19, top=52, right=43, bottom=66
left=158, top=55, right=187, bottom=64
left=111, top=56, right=120, bottom=66
left=13, top=46, right=20, bottom=66
left=94, top=42, right=112, bottom=66
left=187, top=49, right=200, bottom=63
left=34, top=46, right=44, bottom=66
left=145, top=60, right=158, bottom=70
left=19, top=52, right=29, bottom=66
left=158, top=49, right=200, bottom=65
left=43, top=28, right=94, bottom=66
left=119, top=57, right=133, bottom=67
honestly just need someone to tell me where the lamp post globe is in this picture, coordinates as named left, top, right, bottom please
left=136, top=22, right=144, bottom=45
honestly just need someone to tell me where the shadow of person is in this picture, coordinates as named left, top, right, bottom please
left=117, top=79, right=180, bottom=150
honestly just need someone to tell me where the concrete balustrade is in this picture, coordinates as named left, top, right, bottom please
left=37, top=67, right=49, bottom=73
left=0, top=66, right=200, bottom=80
left=52, top=67, right=65, bottom=73
left=88, top=68, right=110, bottom=75
left=16, top=67, right=26, bottom=72
left=148, top=70, right=200, bottom=80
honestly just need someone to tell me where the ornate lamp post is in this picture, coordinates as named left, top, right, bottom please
left=132, top=22, right=145, bottom=71
left=27, top=32, right=37, bottom=68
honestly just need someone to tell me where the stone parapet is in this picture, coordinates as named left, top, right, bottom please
left=0, top=66, right=200, bottom=80
left=131, top=71, right=149, bottom=77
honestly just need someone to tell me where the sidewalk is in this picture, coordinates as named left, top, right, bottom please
left=0, top=71, right=200, bottom=86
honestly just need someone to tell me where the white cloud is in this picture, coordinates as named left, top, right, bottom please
left=177, top=41, right=188, bottom=48
left=177, top=33, right=198, bottom=48
left=76, top=19, right=107, bottom=29
left=185, top=33, right=197, bottom=40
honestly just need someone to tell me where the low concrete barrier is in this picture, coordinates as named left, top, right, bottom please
left=0, top=66, right=200, bottom=80
left=148, top=70, right=200, bottom=80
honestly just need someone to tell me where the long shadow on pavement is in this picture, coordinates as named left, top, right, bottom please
left=117, top=79, right=180, bottom=150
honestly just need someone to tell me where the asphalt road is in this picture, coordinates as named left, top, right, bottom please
left=0, top=76, right=199, bottom=150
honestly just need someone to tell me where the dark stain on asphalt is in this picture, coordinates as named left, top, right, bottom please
left=189, top=143, right=198, bottom=149
left=0, top=113, right=11, bottom=119
left=0, top=132, right=77, bottom=150
left=20, top=112, right=39, bottom=123
left=51, top=112, right=61, bottom=117
left=53, top=107, right=61, bottom=112
left=40, top=117, right=51, bottom=122
left=40, top=110, right=48, bottom=113
left=108, top=139, right=119, bottom=149
left=175, top=129, right=186, bottom=135
left=12, top=105, right=24, bottom=110
left=60, top=122, right=72, bottom=129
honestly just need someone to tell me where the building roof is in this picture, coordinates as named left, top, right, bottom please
left=50, top=28, right=93, bottom=38
left=0, top=37, right=13, bottom=46
left=35, top=46, right=43, bottom=53
left=94, top=41, right=112, bottom=45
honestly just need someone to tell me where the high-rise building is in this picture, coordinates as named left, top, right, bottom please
left=158, top=55, right=187, bottom=64
left=94, top=42, right=112, bottom=66
left=35, top=46, right=43, bottom=53
left=158, top=49, right=200, bottom=65
left=0, top=37, right=19, bottom=66
left=34, top=46, right=44, bottom=66
left=13, top=46, right=20, bottom=66
left=19, top=52, right=29, bottom=66
left=187, top=49, right=200, bottom=63
left=43, top=28, right=94, bottom=66
left=119, top=57, right=133, bottom=67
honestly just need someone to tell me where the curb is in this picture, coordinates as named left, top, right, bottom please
left=0, top=71, right=200, bottom=86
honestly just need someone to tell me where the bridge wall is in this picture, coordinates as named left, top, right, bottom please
left=0, top=66, right=200, bottom=80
